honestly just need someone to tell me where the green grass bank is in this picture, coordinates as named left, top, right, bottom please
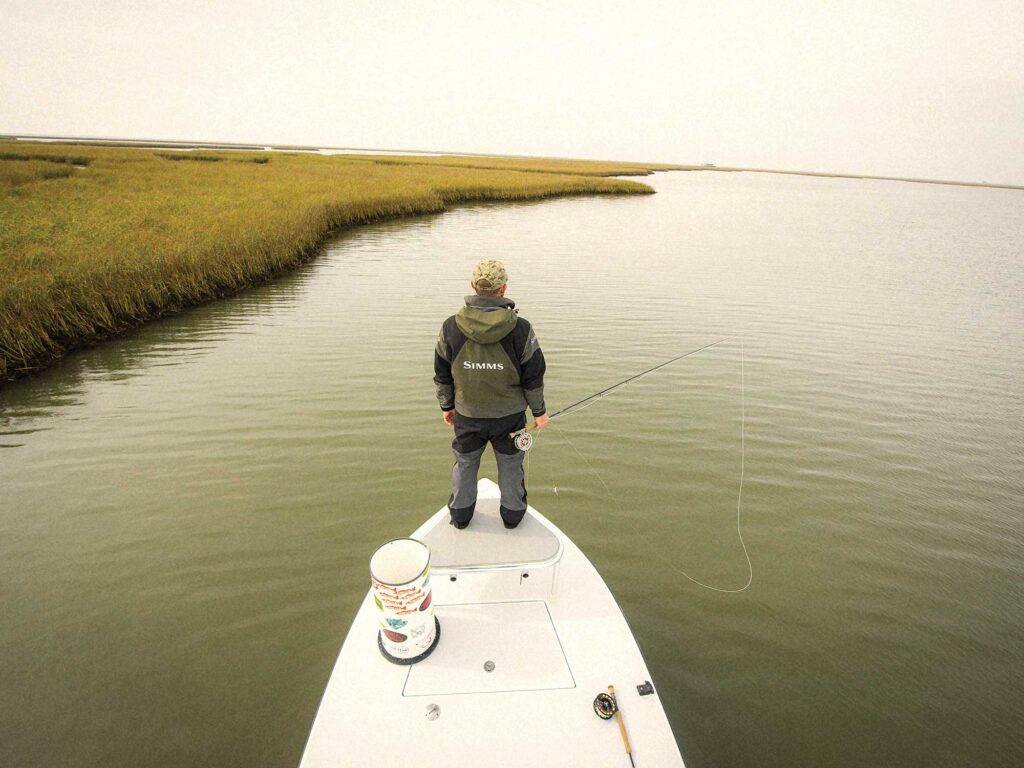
left=0, top=144, right=659, bottom=382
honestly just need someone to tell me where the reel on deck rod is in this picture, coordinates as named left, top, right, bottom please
left=593, top=691, right=617, bottom=719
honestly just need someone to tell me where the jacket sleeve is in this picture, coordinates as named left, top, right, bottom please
left=519, top=322, right=546, bottom=417
left=433, top=321, right=455, bottom=411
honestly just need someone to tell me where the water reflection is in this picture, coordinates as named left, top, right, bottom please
left=1, top=172, right=1022, bottom=768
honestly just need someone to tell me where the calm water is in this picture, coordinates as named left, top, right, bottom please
left=1, top=172, right=1022, bottom=768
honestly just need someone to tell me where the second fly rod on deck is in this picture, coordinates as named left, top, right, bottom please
left=510, top=337, right=734, bottom=451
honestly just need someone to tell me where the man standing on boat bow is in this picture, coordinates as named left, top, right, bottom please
left=434, top=259, right=549, bottom=530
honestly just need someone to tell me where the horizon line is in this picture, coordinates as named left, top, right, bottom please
left=2, top=131, right=1021, bottom=191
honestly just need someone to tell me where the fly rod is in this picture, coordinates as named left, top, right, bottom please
left=511, top=336, right=733, bottom=450
left=593, top=685, right=636, bottom=767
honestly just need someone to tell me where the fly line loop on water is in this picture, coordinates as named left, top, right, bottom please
left=526, top=335, right=753, bottom=594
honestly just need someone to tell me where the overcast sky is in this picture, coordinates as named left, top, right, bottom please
left=2, top=1, right=1022, bottom=184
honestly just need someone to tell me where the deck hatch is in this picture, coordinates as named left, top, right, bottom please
left=403, top=601, right=574, bottom=696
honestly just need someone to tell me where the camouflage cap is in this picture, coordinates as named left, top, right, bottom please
left=472, top=259, right=508, bottom=291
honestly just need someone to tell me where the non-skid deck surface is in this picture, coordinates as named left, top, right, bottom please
left=420, top=494, right=561, bottom=569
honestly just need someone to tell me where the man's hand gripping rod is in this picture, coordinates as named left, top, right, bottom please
left=510, top=413, right=549, bottom=450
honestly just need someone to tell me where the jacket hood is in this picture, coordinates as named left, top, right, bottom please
left=455, top=295, right=518, bottom=344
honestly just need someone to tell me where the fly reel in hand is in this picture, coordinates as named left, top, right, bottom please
left=512, top=430, right=534, bottom=452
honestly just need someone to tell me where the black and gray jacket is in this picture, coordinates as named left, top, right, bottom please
left=434, top=295, right=546, bottom=419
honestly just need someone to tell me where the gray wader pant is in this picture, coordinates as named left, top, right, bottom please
left=449, top=411, right=528, bottom=527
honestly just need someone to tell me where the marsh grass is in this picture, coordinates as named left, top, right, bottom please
left=0, top=143, right=656, bottom=381
left=0, top=151, right=92, bottom=166
left=1, top=160, right=77, bottom=187
left=152, top=152, right=271, bottom=164
left=155, top=153, right=225, bottom=162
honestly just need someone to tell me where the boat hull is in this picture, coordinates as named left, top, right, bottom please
left=299, top=479, right=685, bottom=767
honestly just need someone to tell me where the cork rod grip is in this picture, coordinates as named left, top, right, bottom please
left=608, top=685, right=632, bottom=756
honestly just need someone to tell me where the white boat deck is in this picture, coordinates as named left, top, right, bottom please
left=299, top=479, right=685, bottom=768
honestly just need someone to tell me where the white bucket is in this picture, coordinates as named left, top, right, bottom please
left=369, top=538, right=439, bottom=664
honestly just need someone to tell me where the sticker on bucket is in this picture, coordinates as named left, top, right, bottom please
left=370, top=538, right=440, bottom=664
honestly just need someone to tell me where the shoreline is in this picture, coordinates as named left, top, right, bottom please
left=0, top=144, right=655, bottom=385
left=4, top=139, right=1019, bottom=385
